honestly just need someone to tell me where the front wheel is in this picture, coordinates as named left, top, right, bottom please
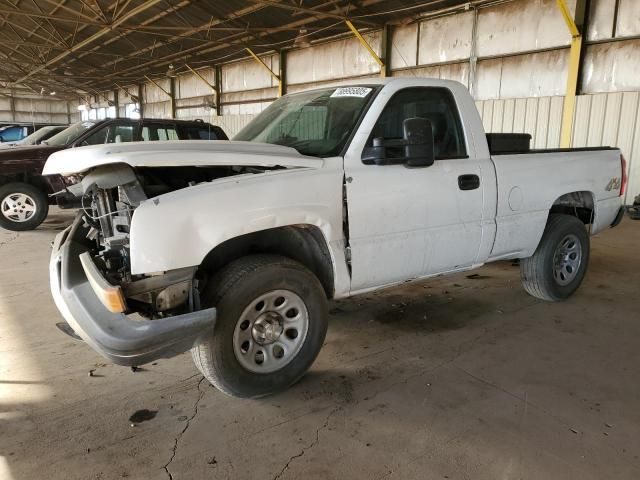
left=520, top=214, right=590, bottom=301
left=0, top=182, right=49, bottom=231
left=191, top=255, right=328, bottom=398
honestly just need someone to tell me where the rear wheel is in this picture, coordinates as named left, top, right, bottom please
left=520, top=214, right=590, bottom=301
left=191, top=255, right=328, bottom=398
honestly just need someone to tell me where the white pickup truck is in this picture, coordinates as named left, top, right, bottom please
left=45, top=78, right=626, bottom=398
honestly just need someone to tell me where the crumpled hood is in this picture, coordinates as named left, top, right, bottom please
left=42, top=140, right=323, bottom=175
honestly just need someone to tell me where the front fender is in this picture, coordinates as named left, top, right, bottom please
left=129, top=167, right=344, bottom=275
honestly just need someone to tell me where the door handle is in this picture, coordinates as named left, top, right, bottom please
left=458, top=174, right=480, bottom=191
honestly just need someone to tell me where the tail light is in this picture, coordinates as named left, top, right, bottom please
left=620, top=154, right=628, bottom=198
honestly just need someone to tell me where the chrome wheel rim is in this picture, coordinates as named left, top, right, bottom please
left=233, top=289, right=309, bottom=374
left=553, top=234, right=582, bottom=286
left=1, top=192, right=36, bottom=223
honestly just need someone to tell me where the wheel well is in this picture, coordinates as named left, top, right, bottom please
left=0, top=174, right=49, bottom=193
left=550, top=191, right=595, bottom=225
left=199, top=225, right=335, bottom=298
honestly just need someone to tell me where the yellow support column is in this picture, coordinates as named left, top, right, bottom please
left=246, top=48, right=283, bottom=97
left=345, top=20, right=386, bottom=78
left=557, top=0, right=584, bottom=148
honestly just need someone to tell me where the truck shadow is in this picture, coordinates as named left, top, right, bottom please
left=330, top=287, right=495, bottom=335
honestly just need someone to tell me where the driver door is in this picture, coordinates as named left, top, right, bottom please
left=344, top=87, right=485, bottom=292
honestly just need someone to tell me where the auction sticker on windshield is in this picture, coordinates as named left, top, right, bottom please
left=330, top=87, right=372, bottom=98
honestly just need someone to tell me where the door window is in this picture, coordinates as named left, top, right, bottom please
left=82, top=123, right=136, bottom=145
left=183, top=126, right=221, bottom=140
left=141, top=124, right=179, bottom=141
left=368, top=87, right=467, bottom=160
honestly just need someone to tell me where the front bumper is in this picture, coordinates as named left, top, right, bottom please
left=49, top=214, right=216, bottom=366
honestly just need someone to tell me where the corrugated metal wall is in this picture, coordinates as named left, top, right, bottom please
left=0, top=95, right=71, bottom=124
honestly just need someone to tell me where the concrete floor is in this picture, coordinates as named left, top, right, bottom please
left=1, top=209, right=640, bottom=480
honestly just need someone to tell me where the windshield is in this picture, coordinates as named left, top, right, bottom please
left=234, top=86, right=377, bottom=157
left=45, top=121, right=96, bottom=146
left=17, top=126, right=63, bottom=146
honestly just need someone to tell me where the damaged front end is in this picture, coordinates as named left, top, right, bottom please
left=62, top=162, right=262, bottom=318
left=48, top=163, right=249, bottom=365
left=69, top=163, right=200, bottom=318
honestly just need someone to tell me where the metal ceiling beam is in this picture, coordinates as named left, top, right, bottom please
left=97, top=7, right=367, bottom=84
left=14, top=0, right=163, bottom=84
left=76, top=3, right=267, bottom=77
left=0, top=7, right=107, bottom=26
left=2, top=0, right=113, bottom=78
left=54, top=0, right=193, bottom=72
left=253, top=0, right=380, bottom=27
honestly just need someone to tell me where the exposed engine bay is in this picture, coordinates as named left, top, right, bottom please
left=66, top=162, right=270, bottom=318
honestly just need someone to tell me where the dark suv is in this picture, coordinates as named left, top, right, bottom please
left=0, top=118, right=227, bottom=231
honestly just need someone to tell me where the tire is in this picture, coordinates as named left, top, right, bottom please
left=191, top=254, right=328, bottom=398
left=520, top=213, right=590, bottom=301
left=0, top=182, right=49, bottom=231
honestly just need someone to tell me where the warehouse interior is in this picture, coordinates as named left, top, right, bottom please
left=1, top=0, right=640, bottom=479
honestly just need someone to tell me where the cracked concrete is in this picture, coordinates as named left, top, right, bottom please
left=272, top=406, right=341, bottom=480
left=2, top=208, right=640, bottom=479
left=163, top=377, right=206, bottom=480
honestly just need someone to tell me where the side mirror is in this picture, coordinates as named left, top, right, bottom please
left=361, top=117, right=435, bottom=167
left=403, top=117, right=435, bottom=167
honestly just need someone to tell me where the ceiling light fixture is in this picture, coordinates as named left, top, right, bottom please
left=293, top=28, right=311, bottom=49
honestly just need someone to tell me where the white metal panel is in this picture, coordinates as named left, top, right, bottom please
left=582, top=40, right=640, bottom=93
left=177, top=68, right=216, bottom=99
left=211, top=114, right=256, bottom=137
left=118, top=86, right=137, bottom=104
left=513, top=98, right=527, bottom=133
left=572, top=95, right=592, bottom=147
left=534, top=96, right=551, bottom=148
left=475, top=58, right=502, bottom=100
left=286, top=32, right=381, bottom=85
left=616, top=92, right=640, bottom=167
left=14, top=98, right=68, bottom=114
left=143, top=101, right=170, bottom=118
left=602, top=92, right=623, bottom=147
left=547, top=96, right=564, bottom=147
left=500, top=50, right=569, bottom=98
left=617, top=0, right=640, bottom=37
left=418, top=11, right=473, bottom=65
left=476, top=0, right=575, bottom=57
left=491, top=99, right=504, bottom=133
left=392, top=65, right=440, bottom=78
left=222, top=54, right=278, bottom=93
left=502, top=98, right=516, bottom=132
left=144, top=79, right=171, bottom=104
left=524, top=98, right=539, bottom=141
left=587, top=94, right=607, bottom=147
left=439, top=62, right=470, bottom=86
left=481, top=100, right=494, bottom=132
left=587, top=0, right=615, bottom=40
left=222, top=87, right=278, bottom=105
left=390, top=23, right=418, bottom=69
